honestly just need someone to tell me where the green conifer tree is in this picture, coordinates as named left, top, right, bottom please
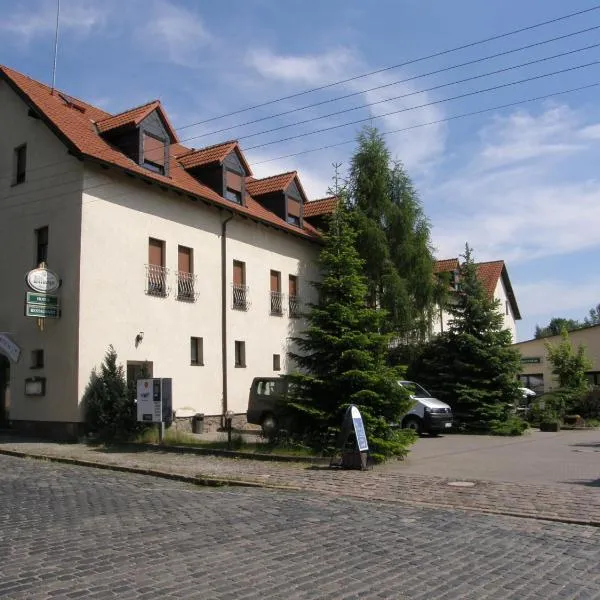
left=287, top=196, right=415, bottom=461
left=408, top=245, right=523, bottom=430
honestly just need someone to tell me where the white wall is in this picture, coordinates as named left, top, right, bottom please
left=80, top=166, right=319, bottom=416
left=0, top=80, right=83, bottom=423
left=493, top=278, right=518, bottom=343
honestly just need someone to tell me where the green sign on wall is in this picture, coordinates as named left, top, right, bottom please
left=521, top=357, right=541, bottom=364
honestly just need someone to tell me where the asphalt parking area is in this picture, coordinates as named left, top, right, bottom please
left=399, top=429, right=600, bottom=485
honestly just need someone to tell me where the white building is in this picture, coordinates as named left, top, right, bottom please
left=0, top=65, right=326, bottom=438
left=432, top=258, right=521, bottom=342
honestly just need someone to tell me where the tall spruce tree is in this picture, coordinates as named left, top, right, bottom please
left=348, top=126, right=437, bottom=341
left=286, top=196, right=415, bottom=461
left=407, top=245, right=523, bottom=430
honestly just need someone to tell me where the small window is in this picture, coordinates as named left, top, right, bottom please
left=273, top=354, right=281, bottom=371
left=234, top=341, right=246, bottom=368
left=35, top=226, right=48, bottom=266
left=505, top=300, right=509, bottom=316
left=286, top=215, right=301, bottom=226
left=225, top=188, right=242, bottom=204
left=30, top=349, right=44, bottom=369
left=191, top=337, right=204, bottom=366
left=13, top=144, right=27, bottom=185
left=142, top=133, right=166, bottom=174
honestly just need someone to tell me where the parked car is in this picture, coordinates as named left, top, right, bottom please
left=395, top=381, right=453, bottom=436
left=246, top=377, right=290, bottom=435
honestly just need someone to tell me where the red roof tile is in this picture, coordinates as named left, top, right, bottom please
left=304, top=196, right=338, bottom=218
left=0, top=65, right=318, bottom=242
left=433, top=258, right=459, bottom=274
left=475, top=261, right=504, bottom=299
left=246, top=172, right=297, bottom=196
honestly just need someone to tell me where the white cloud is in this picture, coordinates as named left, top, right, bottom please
left=429, top=103, right=600, bottom=264
left=245, top=47, right=357, bottom=86
left=1, top=0, right=106, bottom=41
left=137, top=1, right=213, bottom=67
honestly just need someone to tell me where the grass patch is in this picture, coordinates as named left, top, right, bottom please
left=132, top=427, right=320, bottom=457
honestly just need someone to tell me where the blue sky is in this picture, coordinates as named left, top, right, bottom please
left=2, top=0, right=600, bottom=340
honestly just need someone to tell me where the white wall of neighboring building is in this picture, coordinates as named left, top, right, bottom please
left=0, top=80, right=83, bottom=424
left=79, top=166, right=319, bottom=417
left=493, top=278, right=517, bottom=343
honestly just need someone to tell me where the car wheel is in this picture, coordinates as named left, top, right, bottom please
left=261, top=414, right=278, bottom=436
left=403, top=417, right=422, bottom=435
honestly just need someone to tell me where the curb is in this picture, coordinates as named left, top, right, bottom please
left=2, top=448, right=599, bottom=528
left=0, top=448, right=301, bottom=493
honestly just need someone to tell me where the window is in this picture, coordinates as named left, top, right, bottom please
left=234, top=340, right=246, bottom=368
left=147, top=238, right=167, bottom=296
left=190, top=337, right=204, bottom=366
left=273, top=354, right=281, bottom=371
left=30, top=349, right=44, bottom=369
left=518, top=373, right=544, bottom=394
left=13, top=144, right=27, bottom=185
left=287, top=197, right=301, bottom=227
left=270, top=270, right=282, bottom=315
left=225, top=188, right=242, bottom=204
left=586, top=372, right=600, bottom=387
left=126, top=361, right=153, bottom=384
left=232, top=260, right=248, bottom=310
left=505, top=300, right=509, bottom=316
left=288, top=275, right=300, bottom=317
left=142, top=133, right=166, bottom=174
left=177, top=245, right=196, bottom=301
left=35, top=226, right=48, bottom=266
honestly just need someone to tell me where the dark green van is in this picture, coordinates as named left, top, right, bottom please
left=246, top=377, right=291, bottom=435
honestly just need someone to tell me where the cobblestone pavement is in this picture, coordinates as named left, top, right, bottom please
left=0, top=436, right=599, bottom=525
left=1, top=455, right=599, bottom=600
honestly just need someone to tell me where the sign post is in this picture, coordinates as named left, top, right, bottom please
left=24, top=265, right=61, bottom=330
left=330, top=404, right=370, bottom=470
left=136, top=378, right=172, bottom=444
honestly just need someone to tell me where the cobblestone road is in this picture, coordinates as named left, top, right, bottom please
left=1, top=455, right=599, bottom=600
left=1, top=437, right=598, bottom=525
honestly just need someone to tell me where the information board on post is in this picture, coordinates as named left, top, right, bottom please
left=350, top=405, right=369, bottom=452
left=136, top=378, right=162, bottom=423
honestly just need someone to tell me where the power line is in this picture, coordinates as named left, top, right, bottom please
left=3, top=79, right=599, bottom=213
left=228, top=43, right=600, bottom=144
left=195, top=24, right=600, bottom=139
left=244, top=60, right=600, bottom=151
left=176, top=4, right=600, bottom=129
left=247, top=81, right=600, bottom=165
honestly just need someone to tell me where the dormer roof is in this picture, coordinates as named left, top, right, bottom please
left=246, top=171, right=308, bottom=201
left=304, top=195, right=338, bottom=218
left=177, top=140, right=252, bottom=174
left=96, top=100, right=178, bottom=141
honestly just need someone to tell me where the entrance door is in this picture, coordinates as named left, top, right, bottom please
left=0, top=355, right=9, bottom=426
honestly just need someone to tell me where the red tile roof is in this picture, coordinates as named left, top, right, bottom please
left=176, top=140, right=252, bottom=174
left=304, top=196, right=338, bottom=218
left=435, top=258, right=520, bottom=319
left=433, top=258, right=460, bottom=274
left=0, top=65, right=319, bottom=242
left=246, top=171, right=297, bottom=196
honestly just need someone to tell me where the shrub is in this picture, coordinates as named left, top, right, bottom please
left=489, top=416, right=529, bottom=436
left=82, top=346, right=143, bottom=441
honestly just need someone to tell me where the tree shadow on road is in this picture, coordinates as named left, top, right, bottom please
left=562, top=478, right=600, bottom=487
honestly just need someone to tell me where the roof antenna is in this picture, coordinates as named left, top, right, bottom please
left=50, top=0, right=61, bottom=95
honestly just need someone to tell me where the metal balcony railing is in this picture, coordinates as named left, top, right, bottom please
left=288, top=294, right=302, bottom=318
left=145, top=264, right=169, bottom=297
left=232, top=283, right=250, bottom=311
left=270, top=291, right=284, bottom=315
left=176, top=271, right=199, bottom=302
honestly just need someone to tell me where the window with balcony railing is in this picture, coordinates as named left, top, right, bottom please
left=146, top=264, right=169, bottom=297
left=232, top=283, right=249, bottom=310
left=288, top=294, right=301, bottom=318
left=177, top=271, right=198, bottom=301
left=270, top=290, right=284, bottom=315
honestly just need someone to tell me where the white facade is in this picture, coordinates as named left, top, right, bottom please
left=0, top=77, right=320, bottom=434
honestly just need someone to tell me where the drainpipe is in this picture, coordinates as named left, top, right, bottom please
left=221, top=213, right=234, bottom=423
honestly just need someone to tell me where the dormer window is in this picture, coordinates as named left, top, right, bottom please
left=225, top=188, right=242, bottom=204
left=287, top=197, right=301, bottom=227
left=143, top=132, right=166, bottom=174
